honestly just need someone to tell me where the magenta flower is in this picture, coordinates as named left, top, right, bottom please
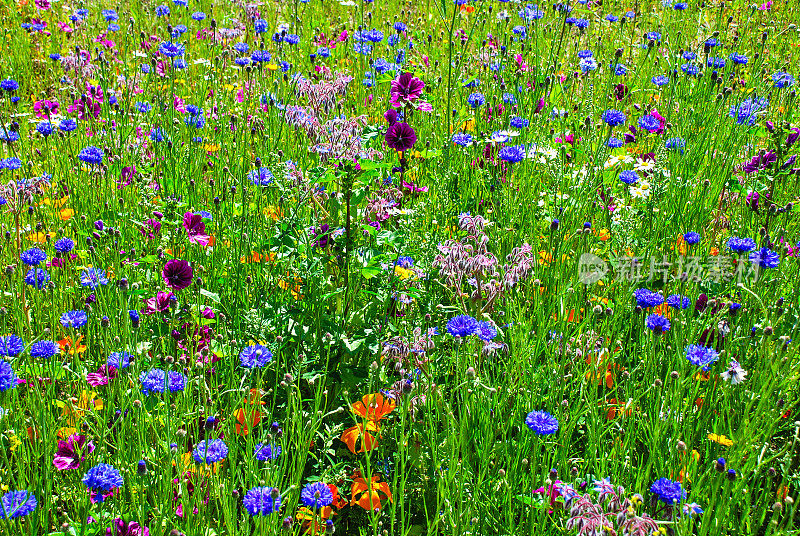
left=390, top=72, right=424, bottom=107
left=143, top=291, right=176, bottom=315
left=162, top=260, right=193, bottom=290
left=385, top=122, right=417, bottom=151
left=183, top=212, right=210, bottom=246
left=53, top=434, right=94, bottom=471
left=106, top=519, right=150, bottom=536
left=140, top=219, right=162, bottom=240
left=86, top=365, right=118, bottom=387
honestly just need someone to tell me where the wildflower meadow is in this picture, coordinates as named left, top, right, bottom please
left=0, top=0, right=799, bottom=534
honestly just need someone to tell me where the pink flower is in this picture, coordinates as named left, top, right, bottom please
left=183, top=212, right=210, bottom=245
left=86, top=365, right=118, bottom=387
left=143, top=291, right=175, bottom=315
left=53, top=434, right=94, bottom=471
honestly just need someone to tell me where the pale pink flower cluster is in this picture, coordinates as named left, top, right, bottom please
left=433, top=213, right=534, bottom=312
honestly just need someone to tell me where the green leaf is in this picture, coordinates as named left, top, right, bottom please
left=200, top=288, right=221, bottom=303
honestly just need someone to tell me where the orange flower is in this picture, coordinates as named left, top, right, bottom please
left=341, top=421, right=380, bottom=454
left=653, top=303, right=673, bottom=319
left=234, top=389, right=266, bottom=435
left=58, top=335, right=87, bottom=356
left=595, top=228, right=611, bottom=241
left=710, top=247, right=719, bottom=256
left=459, top=4, right=475, bottom=12
left=351, top=393, right=396, bottom=422
left=602, top=398, right=632, bottom=420
left=674, top=235, right=687, bottom=256
left=351, top=472, right=393, bottom=510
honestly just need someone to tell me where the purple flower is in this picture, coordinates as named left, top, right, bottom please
left=385, top=122, right=417, bottom=151
left=749, top=247, right=780, bottom=268
left=53, top=434, right=94, bottom=471
left=143, top=291, right=175, bottom=314
left=162, top=260, right=193, bottom=290
left=390, top=72, right=424, bottom=106
left=446, top=315, right=478, bottom=338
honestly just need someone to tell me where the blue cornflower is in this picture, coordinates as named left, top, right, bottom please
left=467, top=93, right=486, bottom=108
left=650, top=478, right=685, bottom=504
left=579, top=57, right=598, bottom=72
left=0, top=491, right=37, bottom=519
left=30, top=340, right=59, bottom=359
left=651, top=75, right=669, bottom=86
left=107, top=351, right=132, bottom=369
left=727, top=236, right=756, bottom=253
left=129, top=310, right=140, bottom=323
left=0, top=157, right=21, bottom=170
left=155, top=5, right=170, bottom=16
left=253, top=18, right=269, bottom=34
left=20, top=247, right=46, bottom=266
left=610, top=62, right=627, bottom=76
left=773, top=72, right=795, bottom=89
left=525, top=410, right=559, bottom=435
left=61, top=310, right=88, bottom=329
left=447, top=315, right=478, bottom=338
left=666, top=137, right=686, bottom=152
left=80, top=268, right=109, bottom=290
left=36, top=122, right=53, bottom=137
left=252, top=50, right=272, bottom=63
left=749, top=247, right=780, bottom=268
left=646, top=31, right=661, bottom=42
left=498, top=145, right=526, bottom=163
left=729, top=53, right=748, bottom=65
left=78, top=146, right=103, bottom=165
left=510, top=116, right=529, bottom=128
left=300, top=482, right=333, bottom=508
left=704, top=38, right=719, bottom=48
left=577, top=49, right=593, bottom=59
left=25, top=268, right=50, bottom=290
left=193, top=439, right=228, bottom=464
left=140, top=369, right=186, bottom=395
left=0, top=80, right=18, bottom=92
left=683, top=232, right=700, bottom=244
left=395, top=256, right=414, bottom=268
left=191, top=11, right=206, bottom=20
left=0, top=360, right=18, bottom=391
left=607, top=137, right=624, bottom=148
left=674, top=2, right=688, bottom=8
left=0, top=335, right=24, bottom=357
left=159, top=41, right=185, bottom=58
left=606, top=14, right=619, bottom=21
left=240, top=344, right=273, bottom=368
left=666, top=295, right=691, bottom=310
left=602, top=109, right=627, bottom=127
left=619, top=170, right=640, bottom=184
left=681, top=64, right=700, bottom=76
left=83, top=464, right=123, bottom=500
left=645, top=314, right=671, bottom=333
left=685, top=344, right=719, bottom=367
left=54, top=237, right=75, bottom=253
left=634, top=289, right=664, bottom=308
left=254, top=442, right=281, bottom=461
left=475, top=321, right=498, bottom=342
left=452, top=132, right=473, bottom=147
left=729, top=97, right=769, bottom=126
left=707, top=57, right=726, bottom=69
left=233, top=42, right=250, bottom=55
left=248, top=167, right=274, bottom=186
left=639, top=114, right=661, bottom=132
left=243, top=487, right=281, bottom=516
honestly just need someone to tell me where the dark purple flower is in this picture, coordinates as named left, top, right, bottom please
left=390, top=72, right=424, bottom=106
left=384, top=109, right=398, bottom=124
left=385, top=122, right=417, bottom=151
left=53, top=434, right=95, bottom=471
left=162, top=260, right=193, bottom=290
left=87, top=365, right=118, bottom=387
left=787, top=127, right=800, bottom=148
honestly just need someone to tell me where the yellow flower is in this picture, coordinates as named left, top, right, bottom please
left=203, top=143, right=220, bottom=153
left=708, top=433, right=733, bottom=446
left=394, top=266, right=414, bottom=280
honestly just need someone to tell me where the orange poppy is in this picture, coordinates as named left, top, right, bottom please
left=351, top=472, right=393, bottom=511
left=58, top=335, right=87, bottom=356
left=341, top=421, right=380, bottom=454
left=234, top=389, right=266, bottom=435
left=351, top=393, right=395, bottom=422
